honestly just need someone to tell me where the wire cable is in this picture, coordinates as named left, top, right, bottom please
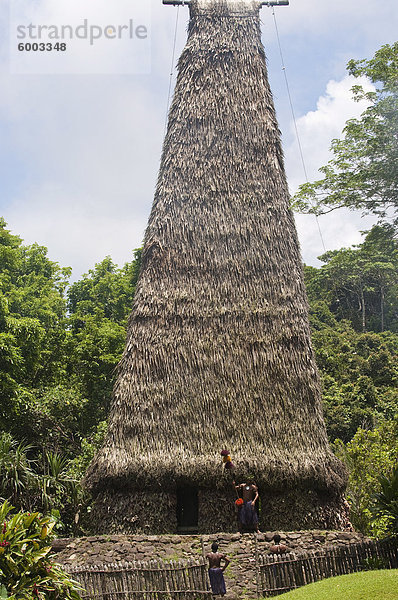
left=164, top=6, right=181, bottom=139
left=271, top=7, right=326, bottom=253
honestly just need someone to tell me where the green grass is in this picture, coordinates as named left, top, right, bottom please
left=262, top=570, right=398, bottom=600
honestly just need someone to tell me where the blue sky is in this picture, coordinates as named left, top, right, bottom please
left=0, top=0, right=397, bottom=279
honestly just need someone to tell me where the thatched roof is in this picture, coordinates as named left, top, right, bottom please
left=85, top=0, right=347, bottom=496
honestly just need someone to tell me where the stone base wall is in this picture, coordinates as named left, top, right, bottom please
left=88, top=487, right=348, bottom=534
left=54, top=530, right=367, bottom=599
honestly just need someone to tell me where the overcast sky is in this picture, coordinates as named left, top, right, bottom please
left=1, top=0, right=397, bottom=280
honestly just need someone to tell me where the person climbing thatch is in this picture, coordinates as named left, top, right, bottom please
left=84, top=0, right=348, bottom=534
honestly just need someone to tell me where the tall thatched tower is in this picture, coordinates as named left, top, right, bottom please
left=85, top=0, right=348, bottom=534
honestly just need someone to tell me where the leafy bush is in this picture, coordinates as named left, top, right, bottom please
left=333, top=419, right=398, bottom=536
left=0, top=501, right=82, bottom=599
left=361, top=556, right=389, bottom=571
left=0, top=434, right=36, bottom=509
left=371, top=465, right=398, bottom=533
left=0, top=434, right=86, bottom=537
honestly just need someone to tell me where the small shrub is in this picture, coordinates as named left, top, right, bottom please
left=371, top=465, right=398, bottom=534
left=0, top=501, right=82, bottom=599
left=361, top=556, right=389, bottom=571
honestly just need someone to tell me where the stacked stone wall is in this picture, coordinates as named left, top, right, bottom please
left=54, top=530, right=368, bottom=599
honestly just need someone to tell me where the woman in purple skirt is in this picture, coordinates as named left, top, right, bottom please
left=206, top=542, right=230, bottom=596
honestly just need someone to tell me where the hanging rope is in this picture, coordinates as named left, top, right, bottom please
left=271, top=7, right=326, bottom=253
left=164, top=6, right=181, bottom=139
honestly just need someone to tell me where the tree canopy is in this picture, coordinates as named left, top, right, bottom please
left=292, top=43, right=398, bottom=224
left=0, top=218, right=141, bottom=533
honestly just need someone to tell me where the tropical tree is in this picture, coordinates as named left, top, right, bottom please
left=67, top=253, right=141, bottom=323
left=0, top=219, right=70, bottom=436
left=310, top=311, right=398, bottom=442
left=0, top=220, right=142, bottom=530
left=66, top=252, right=141, bottom=431
left=305, top=224, right=398, bottom=333
left=292, top=43, right=398, bottom=224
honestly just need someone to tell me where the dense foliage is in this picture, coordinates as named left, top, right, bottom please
left=0, top=217, right=142, bottom=533
left=371, top=464, right=398, bottom=534
left=291, top=40, right=398, bottom=536
left=0, top=501, right=82, bottom=599
left=334, top=420, right=398, bottom=536
left=306, top=224, right=398, bottom=444
left=292, top=42, right=398, bottom=225
left=306, top=224, right=398, bottom=535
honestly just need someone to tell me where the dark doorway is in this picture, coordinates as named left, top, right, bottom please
left=177, top=486, right=198, bottom=533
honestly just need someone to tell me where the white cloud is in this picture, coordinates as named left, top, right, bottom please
left=295, top=211, right=377, bottom=266
left=5, top=183, right=146, bottom=273
left=286, top=75, right=374, bottom=193
left=284, top=75, right=377, bottom=265
left=0, top=0, right=185, bottom=279
left=0, top=73, right=163, bottom=277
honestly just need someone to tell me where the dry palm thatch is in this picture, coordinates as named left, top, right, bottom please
left=85, top=0, right=347, bottom=531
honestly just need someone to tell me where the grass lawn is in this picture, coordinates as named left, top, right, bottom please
left=261, top=570, right=398, bottom=600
